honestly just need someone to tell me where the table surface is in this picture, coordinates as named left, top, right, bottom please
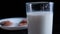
left=0, top=28, right=28, bottom=34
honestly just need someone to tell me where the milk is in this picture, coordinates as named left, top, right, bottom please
left=27, top=12, right=53, bottom=34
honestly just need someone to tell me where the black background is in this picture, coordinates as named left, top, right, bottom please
left=0, top=0, right=60, bottom=34
left=0, top=0, right=27, bottom=34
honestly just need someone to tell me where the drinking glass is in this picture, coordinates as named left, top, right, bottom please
left=26, top=2, right=54, bottom=34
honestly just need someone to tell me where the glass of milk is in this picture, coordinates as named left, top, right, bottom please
left=26, top=2, right=54, bottom=34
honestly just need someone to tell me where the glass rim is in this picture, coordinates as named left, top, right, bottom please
left=26, top=2, right=54, bottom=4
left=26, top=2, right=54, bottom=12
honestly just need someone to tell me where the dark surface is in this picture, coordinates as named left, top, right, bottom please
left=0, top=28, right=28, bottom=34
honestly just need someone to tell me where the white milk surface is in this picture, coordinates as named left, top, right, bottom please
left=27, top=12, right=53, bottom=34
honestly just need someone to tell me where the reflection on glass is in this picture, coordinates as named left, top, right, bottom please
left=32, top=3, right=50, bottom=11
